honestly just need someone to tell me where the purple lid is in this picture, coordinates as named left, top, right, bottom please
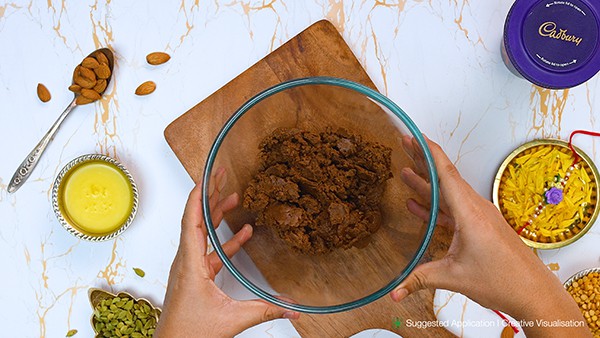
left=504, top=0, right=600, bottom=89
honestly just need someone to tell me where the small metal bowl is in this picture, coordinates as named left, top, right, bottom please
left=88, top=288, right=161, bottom=337
left=51, top=154, right=138, bottom=241
left=493, top=139, right=599, bottom=249
left=563, top=267, right=600, bottom=335
left=564, top=267, right=600, bottom=289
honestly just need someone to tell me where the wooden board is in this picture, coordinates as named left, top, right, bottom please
left=164, top=20, right=453, bottom=338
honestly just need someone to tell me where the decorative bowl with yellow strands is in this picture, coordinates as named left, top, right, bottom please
left=493, top=139, right=599, bottom=249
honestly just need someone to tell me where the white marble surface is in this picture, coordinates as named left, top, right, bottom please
left=0, top=1, right=598, bottom=337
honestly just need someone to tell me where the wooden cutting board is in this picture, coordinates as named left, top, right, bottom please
left=164, top=20, right=453, bottom=338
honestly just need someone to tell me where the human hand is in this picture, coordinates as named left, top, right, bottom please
left=155, top=168, right=299, bottom=338
left=391, top=136, right=589, bottom=337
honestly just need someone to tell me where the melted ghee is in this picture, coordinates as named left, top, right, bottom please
left=60, top=161, right=133, bottom=234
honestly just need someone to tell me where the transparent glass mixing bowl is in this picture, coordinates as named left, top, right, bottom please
left=202, top=77, right=439, bottom=314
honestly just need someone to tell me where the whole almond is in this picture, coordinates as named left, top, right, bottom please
left=74, top=74, right=96, bottom=89
left=37, top=83, right=51, bottom=102
left=135, top=81, right=156, bottom=96
left=94, top=64, right=111, bottom=79
left=146, top=52, right=171, bottom=65
left=93, top=79, right=107, bottom=93
left=68, top=84, right=82, bottom=93
left=76, top=95, right=94, bottom=105
left=72, top=65, right=81, bottom=83
left=82, top=57, right=100, bottom=69
left=501, top=326, right=514, bottom=338
left=81, top=88, right=101, bottom=100
left=79, top=66, right=96, bottom=82
left=95, top=51, right=109, bottom=65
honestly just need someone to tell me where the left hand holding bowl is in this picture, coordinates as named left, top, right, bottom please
left=155, top=168, right=300, bottom=337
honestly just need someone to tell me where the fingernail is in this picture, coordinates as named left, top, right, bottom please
left=241, top=224, right=253, bottom=240
left=391, top=288, right=408, bottom=302
left=400, top=167, right=414, bottom=178
left=208, top=179, right=215, bottom=196
left=218, top=170, right=228, bottom=192
left=283, top=311, right=299, bottom=319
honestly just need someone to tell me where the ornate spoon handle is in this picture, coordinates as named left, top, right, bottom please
left=7, top=98, right=77, bottom=193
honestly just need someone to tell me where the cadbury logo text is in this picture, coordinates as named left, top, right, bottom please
left=538, top=21, right=583, bottom=46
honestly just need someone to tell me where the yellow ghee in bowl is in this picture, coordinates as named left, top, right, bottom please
left=60, top=161, right=133, bottom=235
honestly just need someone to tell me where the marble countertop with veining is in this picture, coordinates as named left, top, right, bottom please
left=1, top=1, right=598, bottom=337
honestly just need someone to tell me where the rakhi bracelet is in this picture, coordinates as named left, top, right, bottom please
left=516, top=164, right=577, bottom=235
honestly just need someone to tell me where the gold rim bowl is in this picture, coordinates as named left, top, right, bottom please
left=493, top=139, right=599, bottom=249
left=88, top=288, right=161, bottom=337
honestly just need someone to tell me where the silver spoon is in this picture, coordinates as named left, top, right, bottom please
left=7, top=48, right=114, bottom=194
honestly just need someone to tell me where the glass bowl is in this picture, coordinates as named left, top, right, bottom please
left=201, top=77, right=439, bottom=313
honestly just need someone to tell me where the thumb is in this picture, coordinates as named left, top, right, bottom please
left=390, top=259, right=449, bottom=302
left=233, top=299, right=300, bottom=329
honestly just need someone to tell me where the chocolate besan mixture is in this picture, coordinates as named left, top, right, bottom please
left=243, top=127, right=392, bottom=254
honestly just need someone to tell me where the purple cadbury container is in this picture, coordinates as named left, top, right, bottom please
left=502, top=0, right=600, bottom=89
